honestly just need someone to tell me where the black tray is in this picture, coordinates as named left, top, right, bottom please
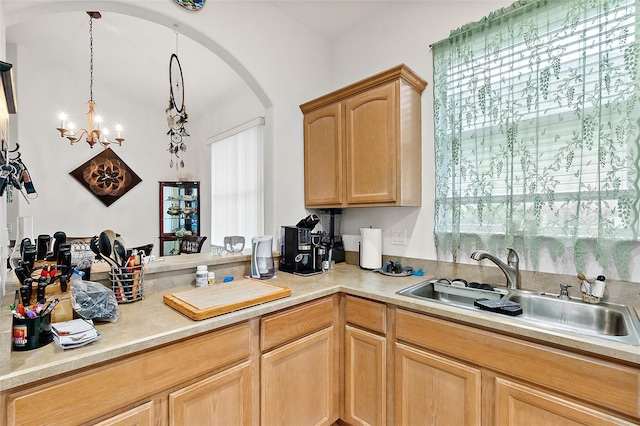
left=474, top=298, right=523, bottom=316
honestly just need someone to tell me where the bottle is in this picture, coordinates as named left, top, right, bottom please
left=208, top=271, right=215, bottom=285
left=71, top=269, right=85, bottom=282
left=196, top=265, right=208, bottom=287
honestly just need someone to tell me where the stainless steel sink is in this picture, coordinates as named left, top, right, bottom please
left=505, top=292, right=640, bottom=344
left=397, top=279, right=640, bottom=345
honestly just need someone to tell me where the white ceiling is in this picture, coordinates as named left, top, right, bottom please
left=269, top=1, right=397, bottom=40
left=5, top=1, right=399, bottom=123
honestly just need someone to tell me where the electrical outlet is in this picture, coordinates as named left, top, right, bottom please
left=391, top=229, right=407, bottom=246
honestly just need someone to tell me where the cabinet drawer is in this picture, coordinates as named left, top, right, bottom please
left=395, top=308, right=640, bottom=420
left=345, top=295, right=386, bottom=334
left=6, top=321, right=252, bottom=426
left=261, top=296, right=335, bottom=351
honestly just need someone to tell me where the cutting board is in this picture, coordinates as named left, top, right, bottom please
left=163, top=279, right=291, bottom=320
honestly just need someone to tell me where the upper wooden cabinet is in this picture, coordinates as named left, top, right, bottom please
left=300, top=64, right=427, bottom=208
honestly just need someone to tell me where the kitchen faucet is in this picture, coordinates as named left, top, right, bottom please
left=470, top=248, right=520, bottom=290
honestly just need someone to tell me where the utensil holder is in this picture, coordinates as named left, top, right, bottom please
left=109, top=265, right=144, bottom=303
left=13, top=312, right=52, bottom=351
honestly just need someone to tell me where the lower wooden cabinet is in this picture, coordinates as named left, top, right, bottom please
left=395, top=308, right=640, bottom=425
left=494, top=377, right=634, bottom=425
left=395, top=342, right=481, bottom=426
left=169, top=361, right=253, bottom=425
left=344, top=325, right=386, bottom=426
left=260, top=296, right=339, bottom=426
left=343, top=295, right=388, bottom=426
left=261, top=327, right=336, bottom=426
left=3, top=321, right=253, bottom=426
left=4, top=295, right=640, bottom=426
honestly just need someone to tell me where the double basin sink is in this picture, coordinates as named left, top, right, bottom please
left=397, top=279, right=640, bottom=346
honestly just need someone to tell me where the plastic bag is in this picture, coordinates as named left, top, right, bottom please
left=71, top=270, right=119, bottom=322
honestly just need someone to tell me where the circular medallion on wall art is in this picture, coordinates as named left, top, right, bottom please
left=173, top=0, right=206, bottom=11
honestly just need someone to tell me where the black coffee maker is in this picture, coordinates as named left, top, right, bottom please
left=280, top=215, right=324, bottom=275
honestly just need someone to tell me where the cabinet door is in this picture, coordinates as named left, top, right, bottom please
left=395, top=342, right=481, bottom=426
left=93, top=401, right=158, bottom=426
left=303, top=103, right=343, bottom=207
left=261, top=326, right=337, bottom=426
left=344, top=82, right=397, bottom=205
left=494, top=377, right=634, bottom=425
left=169, top=361, right=254, bottom=426
left=344, top=325, right=386, bottom=426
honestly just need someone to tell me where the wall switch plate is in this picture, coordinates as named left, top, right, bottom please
left=391, top=229, right=407, bottom=246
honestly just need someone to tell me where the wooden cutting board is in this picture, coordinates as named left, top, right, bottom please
left=163, top=279, right=291, bottom=320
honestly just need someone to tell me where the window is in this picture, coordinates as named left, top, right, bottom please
left=432, top=0, right=640, bottom=279
left=209, top=117, right=265, bottom=249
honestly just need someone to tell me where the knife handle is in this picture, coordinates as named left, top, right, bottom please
left=37, top=277, right=48, bottom=303
left=20, top=279, right=32, bottom=305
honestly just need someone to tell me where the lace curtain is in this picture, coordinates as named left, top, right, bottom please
left=432, top=0, right=640, bottom=280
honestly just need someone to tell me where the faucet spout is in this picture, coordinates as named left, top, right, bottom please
left=470, top=248, right=520, bottom=290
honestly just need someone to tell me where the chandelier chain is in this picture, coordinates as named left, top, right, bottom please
left=89, top=15, right=94, bottom=103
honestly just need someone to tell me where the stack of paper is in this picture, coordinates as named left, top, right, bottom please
left=52, top=318, right=101, bottom=350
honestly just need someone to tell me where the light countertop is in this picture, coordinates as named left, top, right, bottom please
left=2, top=261, right=639, bottom=392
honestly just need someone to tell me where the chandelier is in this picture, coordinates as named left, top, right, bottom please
left=56, top=12, right=124, bottom=149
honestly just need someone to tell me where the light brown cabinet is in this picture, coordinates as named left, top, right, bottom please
left=4, top=294, right=639, bottom=426
left=169, top=361, right=253, bottom=425
left=260, top=296, right=339, bottom=426
left=494, top=377, right=633, bottom=425
left=300, top=64, right=426, bottom=208
left=395, top=343, right=481, bottom=425
left=395, top=308, right=639, bottom=425
left=343, top=295, right=388, bottom=426
left=3, top=321, right=254, bottom=426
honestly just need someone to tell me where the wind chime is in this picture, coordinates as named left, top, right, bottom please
left=166, top=30, right=189, bottom=169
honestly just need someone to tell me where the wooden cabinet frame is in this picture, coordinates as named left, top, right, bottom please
left=301, top=64, right=426, bottom=208
left=3, top=295, right=639, bottom=425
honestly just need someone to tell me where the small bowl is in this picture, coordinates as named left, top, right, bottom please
left=224, top=236, right=245, bottom=253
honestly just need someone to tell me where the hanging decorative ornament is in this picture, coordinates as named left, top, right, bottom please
left=166, top=50, right=189, bottom=169
left=173, top=0, right=206, bottom=11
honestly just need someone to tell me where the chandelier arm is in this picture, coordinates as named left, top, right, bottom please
left=66, top=129, right=88, bottom=144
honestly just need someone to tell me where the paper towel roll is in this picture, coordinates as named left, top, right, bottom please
left=360, top=228, right=382, bottom=269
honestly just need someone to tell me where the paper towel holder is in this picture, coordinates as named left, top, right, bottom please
left=359, top=226, right=382, bottom=270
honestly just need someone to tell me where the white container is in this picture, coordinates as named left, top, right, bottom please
left=208, top=271, right=215, bottom=285
left=196, top=265, right=208, bottom=287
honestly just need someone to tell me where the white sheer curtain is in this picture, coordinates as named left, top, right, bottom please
left=209, top=118, right=264, bottom=249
